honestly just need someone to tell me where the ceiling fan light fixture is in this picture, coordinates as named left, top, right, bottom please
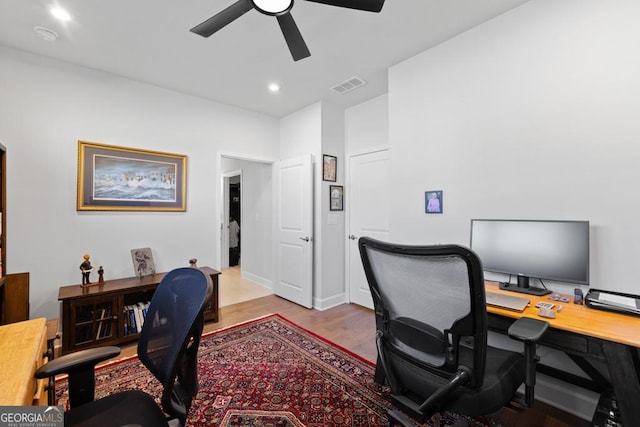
left=251, top=0, right=293, bottom=16
left=190, top=0, right=384, bottom=62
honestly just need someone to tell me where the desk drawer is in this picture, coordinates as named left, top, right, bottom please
left=488, top=314, right=604, bottom=360
left=540, top=328, right=590, bottom=355
left=32, top=330, right=49, bottom=405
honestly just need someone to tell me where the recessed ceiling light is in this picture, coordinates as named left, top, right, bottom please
left=268, top=83, right=281, bottom=93
left=50, top=7, right=71, bottom=21
left=33, top=26, right=59, bottom=42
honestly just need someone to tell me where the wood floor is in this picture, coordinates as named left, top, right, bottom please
left=217, top=266, right=272, bottom=308
left=116, top=270, right=591, bottom=427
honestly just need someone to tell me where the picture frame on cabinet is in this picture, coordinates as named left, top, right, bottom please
left=131, top=247, right=156, bottom=278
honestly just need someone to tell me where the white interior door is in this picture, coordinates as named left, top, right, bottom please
left=348, top=149, right=390, bottom=309
left=273, top=155, right=313, bottom=308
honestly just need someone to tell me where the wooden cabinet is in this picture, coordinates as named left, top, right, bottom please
left=0, top=142, right=5, bottom=279
left=59, top=267, right=219, bottom=354
left=3, top=272, right=30, bottom=324
left=67, top=294, right=119, bottom=349
left=0, top=143, right=6, bottom=323
left=0, top=318, right=49, bottom=405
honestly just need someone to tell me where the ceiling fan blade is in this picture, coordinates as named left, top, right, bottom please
left=304, top=0, right=384, bottom=13
left=190, top=0, right=253, bottom=38
left=276, top=13, right=311, bottom=62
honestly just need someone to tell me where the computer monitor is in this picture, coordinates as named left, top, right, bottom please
left=470, top=219, right=589, bottom=296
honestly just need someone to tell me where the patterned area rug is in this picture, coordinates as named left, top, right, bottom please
left=55, top=314, right=491, bottom=426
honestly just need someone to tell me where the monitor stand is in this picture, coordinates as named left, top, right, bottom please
left=499, top=276, right=552, bottom=296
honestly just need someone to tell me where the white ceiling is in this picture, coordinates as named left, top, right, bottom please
left=0, top=0, right=530, bottom=118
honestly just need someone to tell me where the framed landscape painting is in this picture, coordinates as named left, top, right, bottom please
left=77, top=141, right=187, bottom=211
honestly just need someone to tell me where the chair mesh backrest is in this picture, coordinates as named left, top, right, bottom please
left=138, top=268, right=212, bottom=388
left=366, top=249, right=471, bottom=332
left=359, top=237, right=487, bottom=381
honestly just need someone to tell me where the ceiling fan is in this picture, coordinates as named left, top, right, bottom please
left=190, top=0, right=385, bottom=61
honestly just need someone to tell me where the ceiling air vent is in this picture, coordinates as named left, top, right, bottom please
left=33, top=26, right=59, bottom=42
left=331, top=76, right=367, bottom=94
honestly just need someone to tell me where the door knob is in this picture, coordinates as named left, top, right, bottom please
left=300, top=236, right=310, bottom=242
left=348, top=235, right=357, bottom=240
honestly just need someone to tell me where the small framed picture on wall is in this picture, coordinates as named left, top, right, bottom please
left=323, top=155, right=337, bottom=182
left=330, top=185, right=344, bottom=211
left=425, top=190, right=443, bottom=214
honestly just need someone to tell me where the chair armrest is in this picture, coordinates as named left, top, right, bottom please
left=35, top=346, right=121, bottom=408
left=35, top=346, right=121, bottom=379
left=507, top=317, right=549, bottom=343
left=506, top=317, right=549, bottom=406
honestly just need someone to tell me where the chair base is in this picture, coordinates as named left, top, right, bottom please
left=387, top=408, right=420, bottom=427
left=391, top=394, right=427, bottom=422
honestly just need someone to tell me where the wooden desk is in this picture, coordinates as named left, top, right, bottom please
left=0, top=318, right=48, bottom=405
left=486, top=282, right=640, bottom=425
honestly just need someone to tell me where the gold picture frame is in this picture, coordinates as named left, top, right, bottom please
left=77, top=141, right=187, bottom=211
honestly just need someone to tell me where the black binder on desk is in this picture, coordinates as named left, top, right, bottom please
left=585, top=288, right=640, bottom=317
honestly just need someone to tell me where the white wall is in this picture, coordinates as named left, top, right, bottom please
left=0, top=46, right=279, bottom=319
left=279, top=101, right=346, bottom=309
left=279, top=103, right=322, bottom=159
left=279, top=103, right=323, bottom=306
left=389, top=0, right=640, bottom=297
left=345, top=94, right=389, bottom=154
left=381, top=0, right=640, bottom=419
left=221, top=157, right=273, bottom=288
left=319, top=102, right=345, bottom=308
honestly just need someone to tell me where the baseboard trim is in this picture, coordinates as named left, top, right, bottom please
left=313, top=293, right=346, bottom=311
left=241, top=271, right=272, bottom=290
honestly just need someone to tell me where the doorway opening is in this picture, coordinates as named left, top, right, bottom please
left=218, top=155, right=275, bottom=307
left=228, top=176, right=241, bottom=267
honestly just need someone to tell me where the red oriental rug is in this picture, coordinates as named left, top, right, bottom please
left=55, top=314, right=491, bottom=426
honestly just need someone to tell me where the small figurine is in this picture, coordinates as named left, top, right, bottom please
left=189, top=258, right=198, bottom=268
left=98, top=266, right=105, bottom=284
left=80, top=254, right=94, bottom=285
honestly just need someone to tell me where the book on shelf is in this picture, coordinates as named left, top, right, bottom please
left=96, top=307, right=114, bottom=339
left=98, top=320, right=111, bottom=339
left=123, top=308, right=129, bottom=336
left=124, top=305, right=137, bottom=335
left=134, top=302, right=144, bottom=333
left=96, top=309, right=105, bottom=338
left=123, top=301, right=151, bottom=335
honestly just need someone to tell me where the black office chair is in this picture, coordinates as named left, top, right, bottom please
left=36, top=267, right=213, bottom=427
left=358, top=237, right=548, bottom=427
